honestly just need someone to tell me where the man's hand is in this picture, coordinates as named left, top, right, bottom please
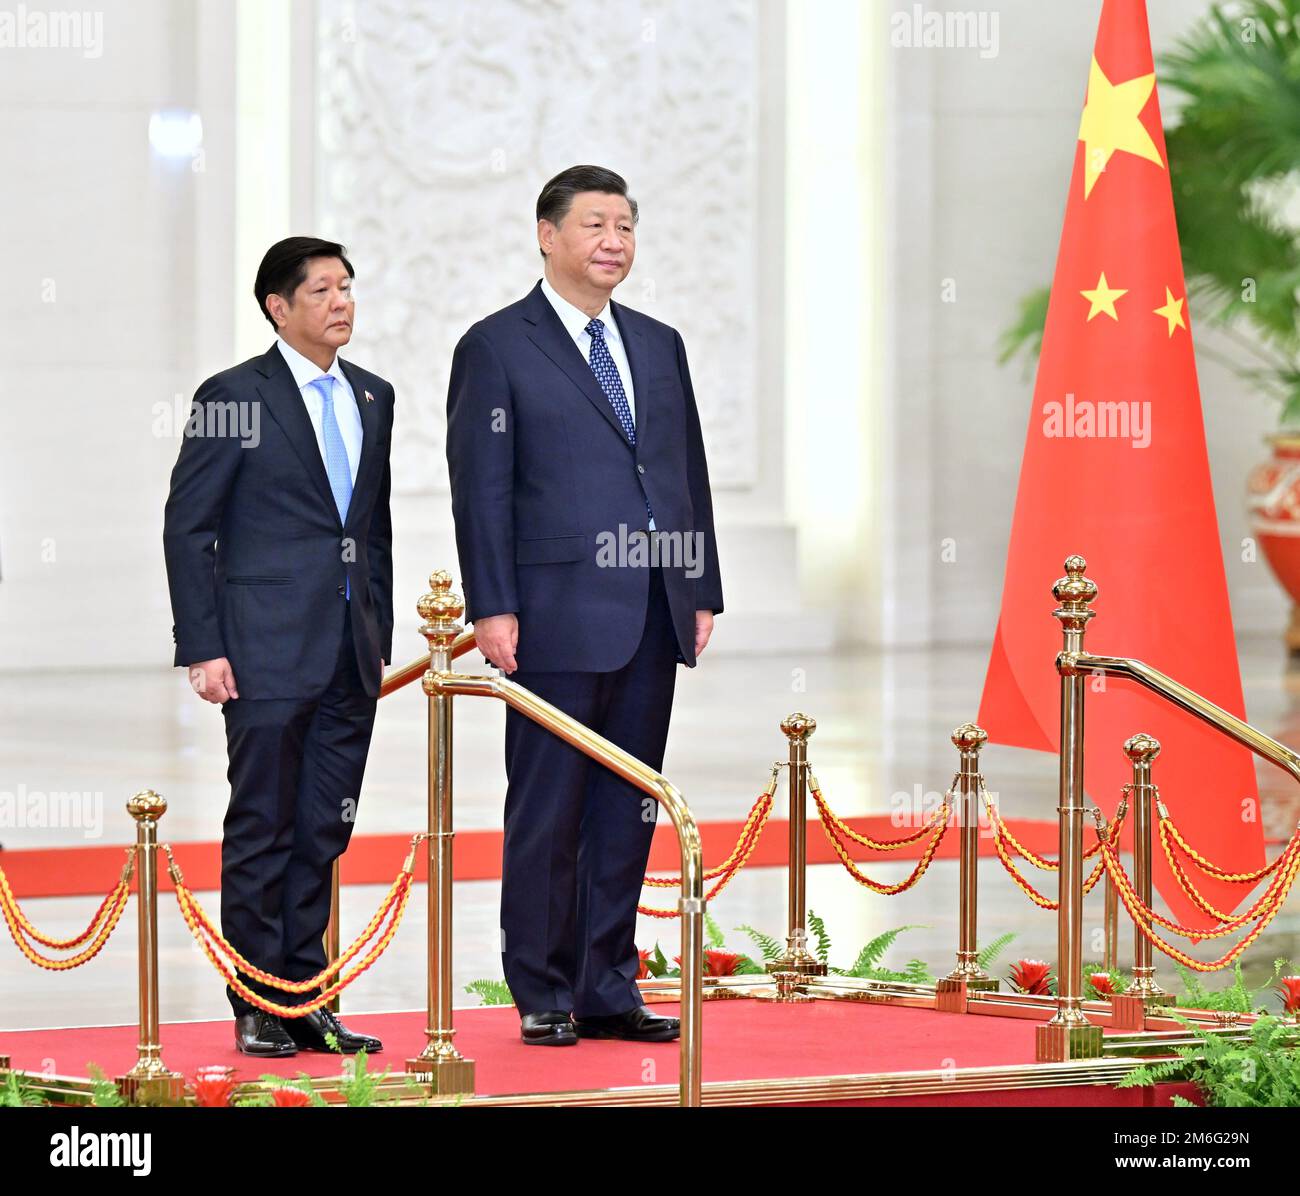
left=189, top=657, right=239, bottom=704
left=695, top=610, right=714, bottom=659
left=475, top=613, right=519, bottom=674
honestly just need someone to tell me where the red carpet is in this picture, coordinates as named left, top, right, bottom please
left=0, top=815, right=1066, bottom=899
left=0, top=1001, right=1193, bottom=1106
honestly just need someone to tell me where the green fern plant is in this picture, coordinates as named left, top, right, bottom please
left=831, top=925, right=934, bottom=982
left=977, top=933, right=1017, bottom=971
left=1118, top=1013, right=1300, bottom=1106
left=736, top=924, right=784, bottom=963
left=1174, top=961, right=1259, bottom=1012
left=338, top=1049, right=389, bottom=1107
left=806, top=909, right=832, bottom=966
left=85, top=1064, right=125, bottom=1108
left=464, top=978, right=514, bottom=1006
left=0, top=1070, right=46, bottom=1107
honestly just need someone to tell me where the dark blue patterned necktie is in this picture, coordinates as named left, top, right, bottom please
left=586, top=318, right=654, bottom=528
left=585, top=318, right=635, bottom=443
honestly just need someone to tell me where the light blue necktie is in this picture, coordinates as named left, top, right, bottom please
left=586, top=318, right=654, bottom=527
left=310, top=375, right=353, bottom=599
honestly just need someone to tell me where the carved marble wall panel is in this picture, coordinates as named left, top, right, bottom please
left=316, top=0, right=760, bottom=495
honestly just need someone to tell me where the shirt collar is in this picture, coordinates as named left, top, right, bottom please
left=540, top=275, right=620, bottom=344
left=276, top=337, right=349, bottom=393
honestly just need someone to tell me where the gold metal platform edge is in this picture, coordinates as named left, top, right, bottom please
left=3, top=1054, right=1170, bottom=1108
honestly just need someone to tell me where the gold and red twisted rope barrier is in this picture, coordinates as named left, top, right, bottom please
left=1121, top=789, right=1300, bottom=936
left=809, top=771, right=952, bottom=894
left=638, top=768, right=779, bottom=916
left=164, top=835, right=424, bottom=1017
left=979, top=778, right=1112, bottom=909
left=1097, top=815, right=1300, bottom=973
left=0, top=849, right=136, bottom=970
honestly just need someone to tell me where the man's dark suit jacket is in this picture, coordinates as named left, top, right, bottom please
left=163, top=343, right=395, bottom=700
left=445, top=280, right=722, bottom=673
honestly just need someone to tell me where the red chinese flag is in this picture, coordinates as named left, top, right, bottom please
left=979, top=0, right=1264, bottom=930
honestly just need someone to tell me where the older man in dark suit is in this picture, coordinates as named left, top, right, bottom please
left=445, top=166, right=723, bottom=1046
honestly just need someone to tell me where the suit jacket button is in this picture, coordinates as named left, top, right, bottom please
left=337, top=584, right=346, bottom=596
left=637, top=464, right=645, bottom=474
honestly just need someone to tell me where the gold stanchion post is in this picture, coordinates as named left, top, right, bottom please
left=324, top=861, right=341, bottom=1014
left=1103, top=875, right=1118, bottom=973
left=767, top=712, right=825, bottom=994
left=117, top=791, right=184, bottom=1103
left=1036, top=556, right=1105, bottom=1062
left=1111, top=733, right=1174, bottom=1029
left=936, top=723, right=999, bottom=1011
left=406, top=572, right=475, bottom=1092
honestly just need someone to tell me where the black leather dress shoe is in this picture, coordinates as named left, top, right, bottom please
left=281, top=1007, right=383, bottom=1054
left=574, top=1005, right=680, bottom=1042
left=234, top=1011, right=298, bottom=1057
left=520, top=1010, right=578, bottom=1046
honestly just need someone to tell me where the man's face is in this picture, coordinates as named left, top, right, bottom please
left=269, top=256, right=354, bottom=352
left=539, top=192, right=636, bottom=295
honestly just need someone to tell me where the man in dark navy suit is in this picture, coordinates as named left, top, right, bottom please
left=163, top=237, right=393, bottom=1057
left=445, top=166, right=724, bottom=1046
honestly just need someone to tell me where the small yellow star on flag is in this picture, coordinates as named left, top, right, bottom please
left=1077, top=56, right=1164, bottom=199
left=1080, top=271, right=1127, bottom=322
left=1153, top=287, right=1186, bottom=337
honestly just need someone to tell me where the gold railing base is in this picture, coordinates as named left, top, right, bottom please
left=1035, top=1021, right=1104, bottom=1063
left=405, top=1054, right=476, bottom=1095
left=935, top=976, right=1000, bottom=1013
left=1110, top=991, right=1177, bottom=1031
left=765, top=956, right=827, bottom=977
left=117, top=1071, right=185, bottom=1105
left=755, top=970, right=815, bottom=1002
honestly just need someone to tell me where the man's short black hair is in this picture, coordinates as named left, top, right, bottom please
left=254, top=236, right=354, bottom=329
left=536, top=166, right=638, bottom=257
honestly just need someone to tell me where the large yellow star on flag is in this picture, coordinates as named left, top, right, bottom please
left=1077, top=56, right=1164, bottom=198
left=1080, top=271, right=1127, bottom=321
left=1154, top=287, right=1187, bottom=337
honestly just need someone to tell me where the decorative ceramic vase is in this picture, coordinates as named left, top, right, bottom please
left=1247, top=435, right=1300, bottom=651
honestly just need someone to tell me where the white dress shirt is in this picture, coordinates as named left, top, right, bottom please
left=540, top=277, right=654, bottom=530
left=540, top=275, right=637, bottom=423
left=276, top=337, right=363, bottom=486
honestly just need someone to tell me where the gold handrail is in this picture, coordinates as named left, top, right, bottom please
left=1039, top=555, right=1290, bottom=1061
left=380, top=629, right=478, bottom=698
left=1071, top=652, right=1300, bottom=784
left=433, top=669, right=706, bottom=1107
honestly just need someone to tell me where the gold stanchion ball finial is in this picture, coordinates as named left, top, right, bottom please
left=126, top=790, right=167, bottom=823
left=951, top=723, right=988, bottom=752
left=417, top=571, right=465, bottom=631
left=1053, top=554, right=1098, bottom=628
left=781, top=712, right=817, bottom=742
left=1123, top=733, right=1161, bottom=764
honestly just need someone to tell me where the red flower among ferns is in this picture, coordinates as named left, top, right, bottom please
left=191, top=1065, right=236, bottom=1108
left=637, top=949, right=651, bottom=980
left=1088, top=972, right=1115, bottom=997
left=704, top=950, right=742, bottom=977
left=673, top=949, right=743, bottom=977
left=1275, top=975, right=1300, bottom=1015
left=1009, top=959, right=1052, bottom=995
left=270, top=1086, right=313, bottom=1107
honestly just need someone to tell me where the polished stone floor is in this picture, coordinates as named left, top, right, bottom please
left=4, top=636, right=1300, bottom=1030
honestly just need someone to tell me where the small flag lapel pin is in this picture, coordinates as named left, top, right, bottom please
left=364, top=390, right=375, bottom=403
